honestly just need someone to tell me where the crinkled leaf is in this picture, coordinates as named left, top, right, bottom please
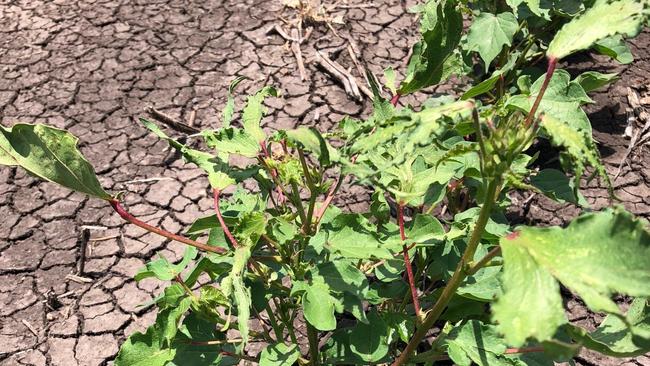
left=593, top=35, right=634, bottom=64
left=567, top=297, right=650, bottom=357
left=115, top=326, right=176, bottom=366
left=507, top=70, right=593, bottom=133
left=202, top=127, right=260, bottom=158
left=220, top=246, right=252, bottom=347
left=135, top=247, right=198, bottom=281
left=242, top=86, right=278, bottom=143
left=172, top=313, right=238, bottom=366
left=574, top=71, right=619, bottom=93
left=466, top=12, right=518, bottom=71
left=493, top=236, right=566, bottom=346
left=222, top=76, right=247, bottom=128
left=399, top=0, right=463, bottom=95
left=495, top=209, right=650, bottom=346
left=0, top=123, right=111, bottom=200
left=140, top=118, right=237, bottom=190
left=547, top=0, right=646, bottom=59
left=259, top=343, right=300, bottom=366
left=157, top=296, right=192, bottom=346
left=541, top=114, right=609, bottom=188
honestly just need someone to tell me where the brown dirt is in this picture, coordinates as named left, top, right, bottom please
left=0, top=0, right=648, bottom=365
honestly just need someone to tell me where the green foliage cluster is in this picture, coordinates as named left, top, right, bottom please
left=2, top=1, right=650, bottom=365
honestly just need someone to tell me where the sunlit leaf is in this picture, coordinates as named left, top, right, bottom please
left=466, top=12, right=518, bottom=71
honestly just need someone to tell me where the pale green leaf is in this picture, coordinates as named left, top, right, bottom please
left=221, top=246, right=252, bottom=346
left=202, top=128, right=260, bottom=158
left=284, top=127, right=339, bottom=166
left=593, top=35, right=634, bottom=64
left=541, top=114, right=609, bottom=188
left=467, top=12, right=518, bottom=71
left=496, top=208, right=650, bottom=346
left=242, top=86, right=278, bottom=143
left=493, top=237, right=566, bottom=346
left=140, top=118, right=237, bottom=191
left=568, top=297, right=650, bottom=357
left=383, top=67, right=397, bottom=95
left=259, top=343, right=300, bottom=366
left=0, top=123, right=111, bottom=200
left=222, top=76, right=247, bottom=128
left=135, top=247, right=198, bottom=282
left=114, top=326, right=176, bottom=366
left=507, top=70, right=592, bottom=133
left=547, top=0, right=646, bottom=59
left=574, top=71, right=619, bottom=93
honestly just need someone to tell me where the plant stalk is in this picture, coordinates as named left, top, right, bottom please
left=213, top=188, right=240, bottom=248
left=391, top=179, right=500, bottom=366
left=108, top=199, right=226, bottom=254
left=523, top=57, right=557, bottom=127
left=390, top=93, right=401, bottom=106
left=397, top=203, right=421, bottom=316
left=307, top=322, right=320, bottom=366
left=468, top=246, right=502, bottom=276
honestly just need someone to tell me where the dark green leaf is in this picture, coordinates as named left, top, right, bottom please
left=302, top=281, right=337, bottom=331
left=445, top=320, right=511, bottom=366
left=530, top=168, right=583, bottom=205
left=348, top=310, right=390, bottom=363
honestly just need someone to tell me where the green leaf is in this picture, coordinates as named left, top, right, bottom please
left=140, top=118, right=237, bottom=190
left=172, top=313, right=238, bottom=366
left=445, top=320, right=511, bottom=366
left=540, top=114, right=609, bottom=188
left=457, top=244, right=503, bottom=302
left=506, top=0, right=550, bottom=19
left=191, top=286, right=230, bottom=322
left=220, top=246, right=252, bottom=346
left=242, top=86, right=279, bottom=143
left=319, top=214, right=399, bottom=259
left=302, top=281, right=337, bottom=331
left=222, top=76, right=247, bottom=128
left=593, top=35, right=634, bottom=64
left=574, top=71, right=619, bottom=93
left=0, top=123, right=111, bottom=200
left=157, top=296, right=192, bottom=346
left=348, top=310, right=390, bottom=363
left=115, top=326, right=176, bottom=366
left=202, top=128, right=261, bottom=158
left=495, top=208, right=650, bottom=346
left=507, top=69, right=592, bottom=133
left=384, top=67, right=397, bottom=95
left=259, top=343, right=300, bottom=366
left=284, top=127, right=338, bottom=166
left=135, top=247, right=198, bottom=281
left=531, top=168, right=583, bottom=205
left=567, top=297, right=650, bottom=357
left=461, top=51, right=518, bottom=100
left=310, top=260, right=369, bottom=297
left=466, top=12, right=518, bottom=71
left=547, top=0, right=646, bottom=60
left=398, top=0, right=463, bottom=95
left=493, top=234, right=566, bottom=346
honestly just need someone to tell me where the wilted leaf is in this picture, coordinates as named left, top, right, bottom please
left=222, top=76, right=247, bottom=128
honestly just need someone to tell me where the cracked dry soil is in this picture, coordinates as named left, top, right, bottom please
left=0, top=1, right=649, bottom=365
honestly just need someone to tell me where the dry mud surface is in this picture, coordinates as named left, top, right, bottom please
left=0, top=1, right=649, bottom=365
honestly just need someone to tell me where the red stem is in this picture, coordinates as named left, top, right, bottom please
left=390, top=93, right=401, bottom=106
left=524, top=57, right=557, bottom=127
left=398, top=203, right=421, bottom=316
left=109, top=199, right=226, bottom=254
left=213, top=188, right=239, bottom=249
left=313, top=174, right=341, bottom=227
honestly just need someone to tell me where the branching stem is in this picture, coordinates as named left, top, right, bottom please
left=391, top=179, right=500, bottom=366
left=524, top=57, right=557, bottom=127
left=109, top=199, right=226, bottom=254
left=397, top=203, right=422, bottom=316
left=213, top=188, right=240, bottom=249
